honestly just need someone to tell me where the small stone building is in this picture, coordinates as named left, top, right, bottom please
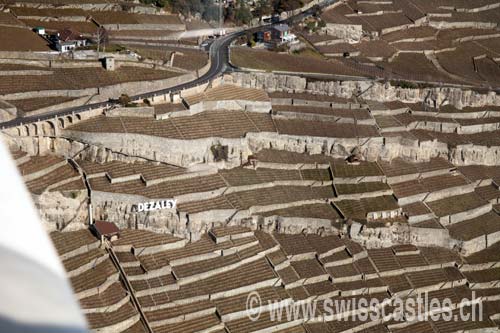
left=104, top=57, right=115, bottom=71
left=92, top=220, right=120, bottom=242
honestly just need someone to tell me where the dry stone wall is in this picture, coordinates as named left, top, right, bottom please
left=34, top=190, right=89, bottom=232
left=348, top=221, right=453, bottom=249
left=227, top=72, right=500, bottom=109
left=63, top=130, right=248, bottom=168
left=91, top=191, right=214, bottom=241
left=323, top=23, right=363, bottom=41
left=228, top=72, right=500, bottom=165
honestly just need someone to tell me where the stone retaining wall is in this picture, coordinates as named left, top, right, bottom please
left=63, top=130, right=248, bottom=168
left=350, top=222, right=452, bottom=249
left=106, top=106, right=154, bottom=118
left=227, top=72, right=500, bottom=109
left=189, top=100, right=272, bottom=113
left=102, top=23, right=185, bottom=31
left=324, top=23, right=363, bottom=41
left=10, top=3, right=158, bottom=14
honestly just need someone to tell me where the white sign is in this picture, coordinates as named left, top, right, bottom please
left=137, top=199, right=176, bottom=212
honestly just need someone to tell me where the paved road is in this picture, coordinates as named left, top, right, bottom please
left=0, top=1, right=336, bottom=129
left=0, top=31, right=243, bottom=129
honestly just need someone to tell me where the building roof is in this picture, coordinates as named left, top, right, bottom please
left=58, top=28, right=86, bottom=42
left=273, top=24, right=289, bottom=32
left=93, top=220, right=120, bottom=236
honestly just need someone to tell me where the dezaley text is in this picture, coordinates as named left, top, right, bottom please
left=137, top=199, right=176, bottom=212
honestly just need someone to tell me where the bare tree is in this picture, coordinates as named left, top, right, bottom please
left=96, top=26, right=109, bottom=58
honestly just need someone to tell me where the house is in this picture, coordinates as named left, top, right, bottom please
left=92, top=220, right=120, bottom=242
left=272, top=24, right=296, bottom=43
left=254, top=24, right=296, bottom=45
left=272, top=24, right=289, bottom=41
left=55, top=28, right=87, bottom=52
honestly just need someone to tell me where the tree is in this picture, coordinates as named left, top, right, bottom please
left=234, top=2, right=252, bottom=25
left=202, top=3, right=220, bottom=22
left=168, top=0, right=190, bottom=15
left=306, top=21, right=316, bottom=32
left=96, top=26, right=108, bottom=57
left=156, top=0, right=167, bottom=7
left=224, top=5, right=235, bottom=22
left=121, top=3, right=134, bottom=11
left=311, top=4, right=322, bottom=17
left=139, top=0, right=168, bottom=7
left=188, top=0, right=204, bottom=15
left=254, top=0, right=273, bottom=17
left=273, top=0, right=303, bottom=12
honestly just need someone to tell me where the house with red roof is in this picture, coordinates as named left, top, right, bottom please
left=55, top=28, right=87, bottom=52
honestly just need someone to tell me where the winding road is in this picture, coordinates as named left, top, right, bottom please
left=0, top=1, right=335, bottom=129
left=0, top=31, right=240, bottom=129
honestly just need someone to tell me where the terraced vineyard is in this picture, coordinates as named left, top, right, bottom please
left=1, top=0, right=500, bottom=331
left=6, top=84, right=499, bottom=250
left=48, top=227, right=500, bottom=333
left=233, top=0, right=500, bottom=88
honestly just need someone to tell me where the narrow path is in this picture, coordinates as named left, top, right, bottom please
left=105, top=239, right=154, bottom=333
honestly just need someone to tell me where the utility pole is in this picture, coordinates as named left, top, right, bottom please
left=219, top=0, right=223, bottom=35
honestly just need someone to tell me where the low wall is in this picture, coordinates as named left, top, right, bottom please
left=189, top=100, right=272, bottom=113
left=1, top=87, right=99, bottom=101
left=0, top=51, right=61, bottom=60
left=440, top=203, right=492, bottom=226
left=16, top=15, right=87, bottom=21
left=429, top=21, right=498, bottom=30
left=9, top=2, right=158, bottom=14
left=0, top=70, right=52, bottom=76
left=106, top=107, right=154, bottom=118
left=102, top=23, right=185, bottom=31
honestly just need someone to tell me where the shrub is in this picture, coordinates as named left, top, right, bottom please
left=273, top=0, right=304, bottom=12
left=306, top=21, right=316, bottom=32
left=211, top=143, right=228, bottom=162
left=235, top=3, right=253, bottom=25
left=118, top=94, right=131, bottom=106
